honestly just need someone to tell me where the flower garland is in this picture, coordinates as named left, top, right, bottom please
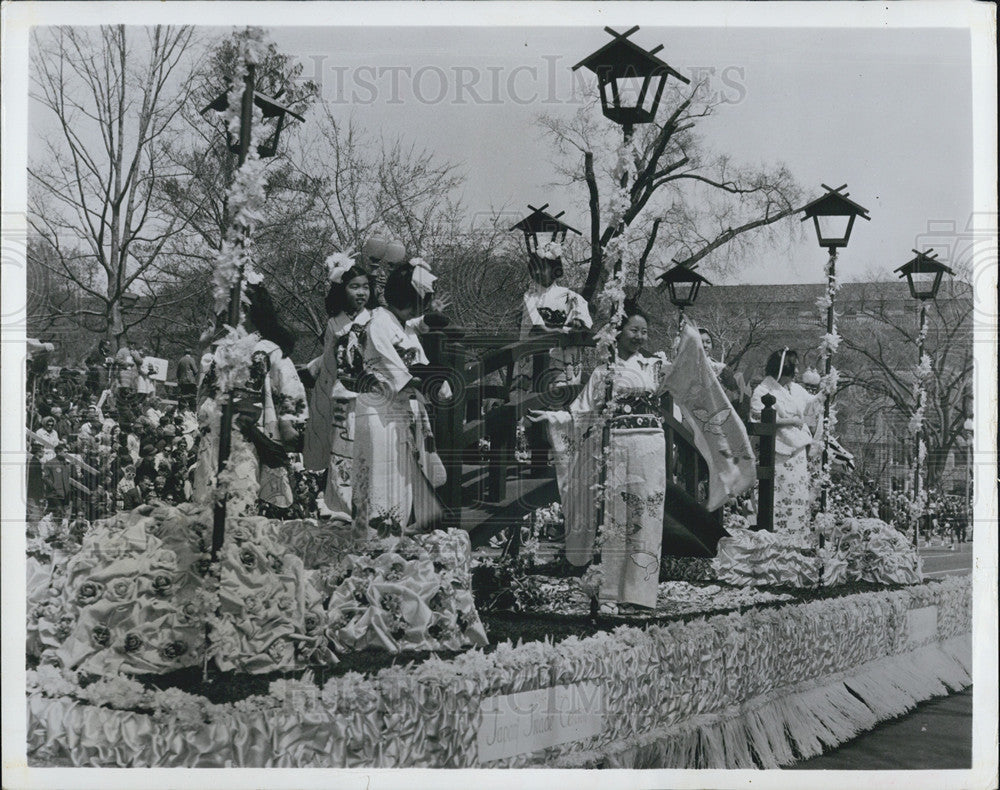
left=588, top=136, right=640, bottom=550
left=816, top=253, right=841, bottom=498
left=208, top=28, right=272, bottom=316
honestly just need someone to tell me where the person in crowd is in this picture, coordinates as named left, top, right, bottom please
left=27, top=440, right=46, bottom=523
left=134, top=347, right=157, bottom=402
left=43, top=442, right=73, bottom=522
left=750, top=348, right=817, bottom=533
left=36, top=415, right=60, bottom=462
left=353, top=261, right=446, bottom=535
left=192, top=283, right=308, bottom=516
left=85, top=340, right=112, bottom=398
left=114, top=342, right=139, bottom=393
left=176, top=348, right=199, bottom=410
left=116, top=464, right=139, bottom=511
left=77, top=406, right=102, bottom=441
left=303, top=254, right=376, bottom=521
left=135, top=473, right=156, bottom=506
left=49, top=406, right=73, bottom=442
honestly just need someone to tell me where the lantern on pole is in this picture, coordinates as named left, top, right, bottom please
left=202, top=88, right=305, bottom=159
left=572, top=26, right=690, bottom=139
left=656, top=261, right=711, bottom=331
left=510, top=203, right=581, bottom=260
left=895, top=249, right=954, bottom=301
left=800, top=184, right=870, bottom=516
left=895, top=248, right=953, bottom=551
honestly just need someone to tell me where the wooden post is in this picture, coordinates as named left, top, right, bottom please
left=756, top=393, right=777, bottom=531
left=211, top=63, right=256, bottom=562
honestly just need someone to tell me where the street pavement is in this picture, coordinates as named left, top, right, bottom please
left=793, top=540, right=974, bottom=770
left=919, top=540, right=974, bottom=578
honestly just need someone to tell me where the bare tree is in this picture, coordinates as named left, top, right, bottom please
left=28, top=25, right=204, bottom=349
left=838, top=280, right=973, bottom=487
left=538, top=81, right=804, bottom=303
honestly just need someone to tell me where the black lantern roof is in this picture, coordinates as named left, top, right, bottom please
left=800, top=183, right=871, bottom=249
left=573, top=26, right=690, bottom=127
left=573, top=26, right=688, bottom=85
left=656, top=261, right=712, bottom=308
left=510, top=204, right=582, bottom=239
left=894, top=248, right=955, bottom=301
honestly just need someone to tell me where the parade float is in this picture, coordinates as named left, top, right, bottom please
left=23, top=28, right=971, bottom=772
left=25, top=502, right=971, bottom=769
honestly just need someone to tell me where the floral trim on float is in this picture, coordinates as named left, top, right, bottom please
left=27, top=576, right=971, bottom=768
left=713, top=517, right=923, bottom=588
left=27, top=504, right=487, bottom=676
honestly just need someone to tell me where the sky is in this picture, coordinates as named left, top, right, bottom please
left=259, top=24, right=976, bottom=286
left=17, top=17, right=977, bottom=289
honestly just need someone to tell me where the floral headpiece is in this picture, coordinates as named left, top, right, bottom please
left=326, top=251, right=357, bottom=284
left=536, top=240, right=563, bottom=261
left=409, top=257, right=437, bottom=298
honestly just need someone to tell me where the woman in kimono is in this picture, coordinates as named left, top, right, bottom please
left=192, top=284, right=308, bottom=517
left=517, top=247, right=593, bottom=473
left=750, top=349, right=820, bottom=532
left=352, top=260, right=446, bottom=535
left=529, top=308, right=668, bottom=612
left=302, top=253, right=375, bottom=520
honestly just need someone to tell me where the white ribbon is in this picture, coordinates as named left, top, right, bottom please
left=409, top=257, right=436, bottom=298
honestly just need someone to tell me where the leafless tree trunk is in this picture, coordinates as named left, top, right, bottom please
left=28, top=25, right=201, bottom=350
left=538, top=81, right=805, bottom=304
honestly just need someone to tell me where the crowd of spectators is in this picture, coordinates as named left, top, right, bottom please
left=26, top=343, right=200, bottom=525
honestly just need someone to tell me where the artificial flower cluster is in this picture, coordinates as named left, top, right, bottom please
left=27, top=576, right=971, bottom=768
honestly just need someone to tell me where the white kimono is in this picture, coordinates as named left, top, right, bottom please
left=302, top=309, right=371, bottom=518
left=192, top=336, right=308, bottom=515
left=517, top=282, right=593, bottom=390
left=751, top=377, right=813, bottom=533
left=352, top=307, right=445, bottom=534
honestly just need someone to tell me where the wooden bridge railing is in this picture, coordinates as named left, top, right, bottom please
left=746, top=393, right=778, bottom=531
left=417, top=329, right=763, bottom=535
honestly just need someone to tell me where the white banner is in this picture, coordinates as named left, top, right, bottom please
left=477, top=682, right=604, bottom=763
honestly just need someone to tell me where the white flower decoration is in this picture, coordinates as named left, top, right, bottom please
left=326, top=251, right=357, bottom=284
left=536, top=240, right=563, bottom=261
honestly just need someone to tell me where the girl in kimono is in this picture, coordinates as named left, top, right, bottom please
left=529, top=308, right=668, bottom=612
left=352, top=260, right=446, bottom=535
left=750, top=349, right=819, bottom=532
left=192, top=284, right=308, bottom=517
left=517, top=248, right=593, bottom=473
left=302, top=254, right=375, bottom=520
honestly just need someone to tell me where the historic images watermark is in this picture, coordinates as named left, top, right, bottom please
left=297, top=54, right=748, bottom=108
left=913, top=213, right=999, bottom=331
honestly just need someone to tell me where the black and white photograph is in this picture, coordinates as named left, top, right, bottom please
left=2, top=2, right=996, bottom=788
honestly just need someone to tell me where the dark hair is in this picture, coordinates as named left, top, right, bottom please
left=528, top=254, right=563, bottom=280
left=245, top=284, right=297, bottom=356
left=383, top=263, right=424, bottom=312
left=615, top=300, right=648, bottom=332
left=324, top=264, right=375, bottom=317
left=764, top=348, right=797, bottom=379
left=699, top=328, right=715, bottom=344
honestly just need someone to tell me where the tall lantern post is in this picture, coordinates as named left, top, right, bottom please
left=200, top=70, right=306, bottom=560
left=800, top=184, right=871, bottom=516
left=894, top=248, right=954, bottom=550
left=573, top=28, right=690, bottom=601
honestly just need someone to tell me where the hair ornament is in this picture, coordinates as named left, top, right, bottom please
left=326, top=251, right=357, bottom=284
left=409, top=257, right=437, bottom=298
